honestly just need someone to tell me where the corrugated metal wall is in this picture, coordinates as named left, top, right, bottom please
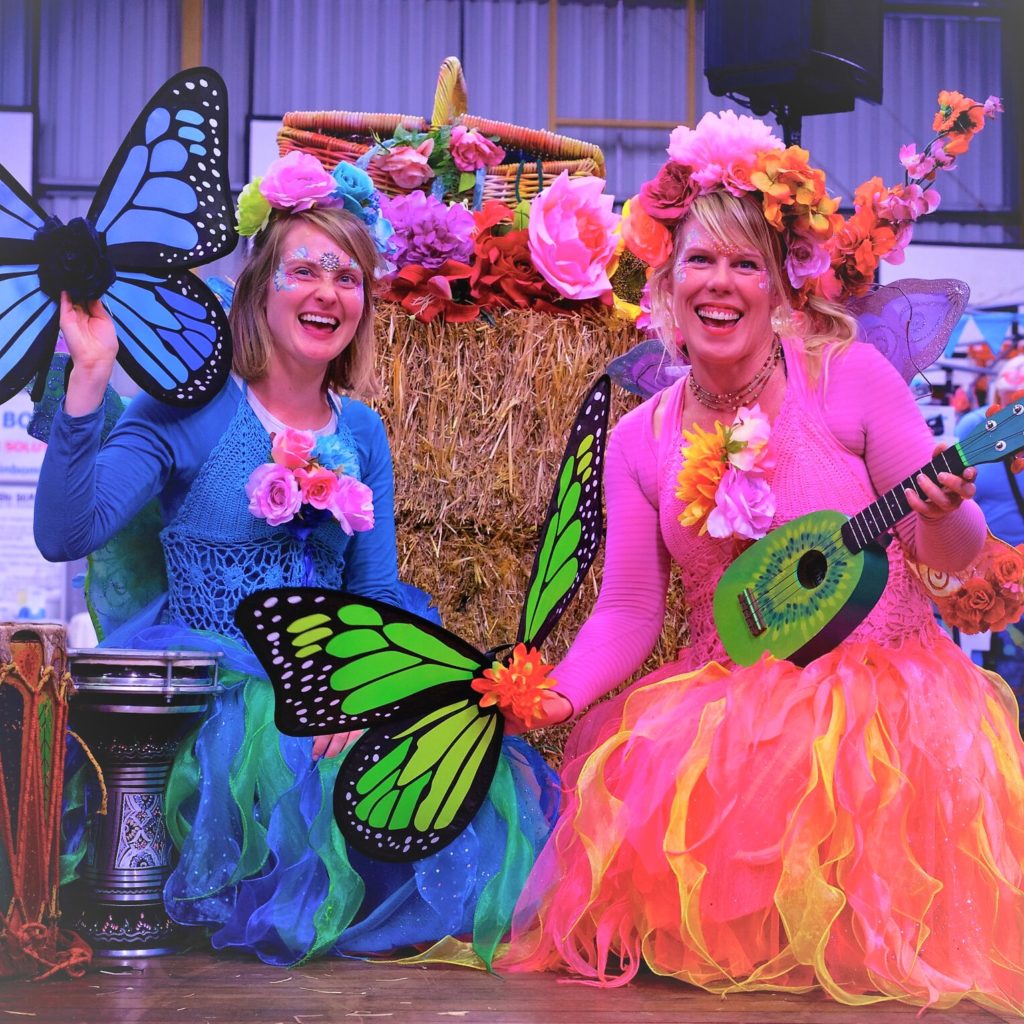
left=0, top=0, right=1017, bottom=245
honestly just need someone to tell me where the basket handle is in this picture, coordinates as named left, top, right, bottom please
left=432, top=56, right=468, bottom=127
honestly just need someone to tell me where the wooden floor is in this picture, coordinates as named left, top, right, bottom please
left=0, top=952, right=1015, bottom=1024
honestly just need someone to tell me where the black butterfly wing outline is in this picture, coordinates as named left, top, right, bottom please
left=516, top=374, right=611, bottom=649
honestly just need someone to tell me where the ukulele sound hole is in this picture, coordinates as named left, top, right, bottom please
left=797, top=549, right=828, bottom=589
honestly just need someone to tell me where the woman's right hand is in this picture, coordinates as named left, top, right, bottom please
left=60, top=291, right=118, bottom=416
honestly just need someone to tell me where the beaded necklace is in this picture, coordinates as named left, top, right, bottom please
left=688, top=336, right=781, bottom=411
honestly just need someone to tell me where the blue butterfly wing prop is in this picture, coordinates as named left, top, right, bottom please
left=89, top=67, right=235, bottom=270
left=0, top=167, right=59, bottom=404
left=0, top=67, right=237, bottom=408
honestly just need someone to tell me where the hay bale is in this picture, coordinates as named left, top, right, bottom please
left=372, top=305, right=689, bottom=766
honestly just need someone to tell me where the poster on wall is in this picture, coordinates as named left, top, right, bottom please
left=0, top=391, right=67, bottom=623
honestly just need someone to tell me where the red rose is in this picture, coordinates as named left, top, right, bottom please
left=638, top=160, right=698, bottom=224
left=470, top=219, right=596, bottom=316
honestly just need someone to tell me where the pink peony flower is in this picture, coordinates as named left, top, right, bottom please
left=707, top=468, right=775, bottom=540
left=984, top=95, right=1004, bottom=119
left=449, top=126, right=506, bottom=172
left=246, top=464, right=302, bottom=527
left=375, top=139, right=436, bottom=190
left=784, top=232, right=831, bottom=291
left=527, top=172, right=619, bottom=300
left=667, top=111, right=783, bottom=191
left=259, top=151, right=337, bottom=212
left=329, top=476, right=375, bottom=535
left=294, top=465, right=340, bottom=510
left=271, top=428, right=316, bottom=469
left=726, top=405, right=772, bottom=472
left=380, top=191, right=475, bottom=269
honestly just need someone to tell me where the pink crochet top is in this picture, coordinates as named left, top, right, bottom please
left=555, top=338, right=987, bottom=713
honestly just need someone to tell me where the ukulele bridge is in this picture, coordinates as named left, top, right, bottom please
left=738, top=588, right=767, bottom=637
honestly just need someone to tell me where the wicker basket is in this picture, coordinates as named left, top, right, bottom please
left=277, top=56, right=605, bottom=204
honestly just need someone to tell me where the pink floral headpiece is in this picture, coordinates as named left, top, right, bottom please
left=622, top=92, right=1002, bottom=307
left=235, top=151, right=393, bottom=253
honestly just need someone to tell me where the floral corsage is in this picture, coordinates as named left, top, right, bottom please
left=911, top=534, right=1024, bottom=634
left=245, top=427, right=374, bottom=536
left=470, top=643, right=557, bottom=729
left=676, top=404, right=774, bottom=540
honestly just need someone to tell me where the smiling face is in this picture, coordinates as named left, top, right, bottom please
left=264, top=221, right=365, bottom=378
left=669, top=216, right=778, bottom=372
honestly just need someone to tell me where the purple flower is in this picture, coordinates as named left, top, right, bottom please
left=380, top=191, right=475, bottom=269
left=707, top=468, right=775, bottom=540
left=329, top=476, right=375, bottom=535
left=245, top=464, right=302, bottom=527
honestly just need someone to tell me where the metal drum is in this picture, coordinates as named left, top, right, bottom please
left=67, top=648, right=221, bottom=957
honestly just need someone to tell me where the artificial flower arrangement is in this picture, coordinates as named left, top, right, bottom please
left=619, top=91, right=1003, bottom=311
left=235, top=147, right=623, bottom=323
left=245, top=427, right=374, bottom=536
left=675, top=404, right=775, bottom=541
left=914, top=535, right=1024, bottom=635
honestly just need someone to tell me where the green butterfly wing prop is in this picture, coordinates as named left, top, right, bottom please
left=235, top=375, right=611, bottom=861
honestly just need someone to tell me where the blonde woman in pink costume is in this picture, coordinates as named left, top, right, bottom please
left=501, top=101, right=1024, bottom=1014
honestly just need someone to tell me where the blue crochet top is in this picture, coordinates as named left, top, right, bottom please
left=34, top=379, right=401, bottom=640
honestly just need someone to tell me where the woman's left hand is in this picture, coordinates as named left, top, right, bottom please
left=312, top=731, right=361, bottom=760
left=906, top=444, right=977, bottom=521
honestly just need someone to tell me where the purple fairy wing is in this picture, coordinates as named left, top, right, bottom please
left=606, top=338, right=689, bottom=399
left=846, top=278, right=970, bottom=384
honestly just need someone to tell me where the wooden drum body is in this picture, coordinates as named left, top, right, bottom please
left=67, top=649, right=221, bottom=957
left=0, top=622, right=89, bottom=979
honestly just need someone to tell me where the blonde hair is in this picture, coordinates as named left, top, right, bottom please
left=649, top=191, right=858, bottom=376
left=230, top=206, right=382, bottom=397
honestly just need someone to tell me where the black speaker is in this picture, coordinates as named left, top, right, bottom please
left=704, top=0, right=884, bottom=118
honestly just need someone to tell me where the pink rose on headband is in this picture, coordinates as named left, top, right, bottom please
left=375, top=139, right=436, bottom=190
left=271, top=428, right=316, bottom=469
left=449, top=126, right=506, bottom=172
left=329, top=476, right=375, bottom=535
left=785, top=233, right=831, bottom=291
left=528, top=172, right=619, bottom=300
left=246, top=464, right=302, bottom=527
left=638, top=160, right=699, bottom=223
left=259, top=151, right=337, bottom=212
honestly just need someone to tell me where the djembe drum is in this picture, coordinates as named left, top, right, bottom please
left=67, top=648, right=221, bottom=957
left=0, top=622, right=90, bottom=979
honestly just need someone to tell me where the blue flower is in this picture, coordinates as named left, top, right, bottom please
left=331, top=161, right=376, bottom=206
left=313, top=435, right=350, bottom=472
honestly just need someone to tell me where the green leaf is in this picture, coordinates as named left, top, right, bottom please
left=512, top=200, right=531, bottom=231
left=458, top=172, right=477, bottom=194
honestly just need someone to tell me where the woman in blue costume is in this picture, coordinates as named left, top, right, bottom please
left=33, top=155, right=558, bottom=966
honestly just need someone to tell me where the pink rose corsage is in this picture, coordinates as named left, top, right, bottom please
left=246, top=427, right=375, bottom=536
left=676, top=404, right=775, bottom=541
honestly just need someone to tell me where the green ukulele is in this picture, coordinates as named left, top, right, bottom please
left=714, top=399, right=1024, bottom=666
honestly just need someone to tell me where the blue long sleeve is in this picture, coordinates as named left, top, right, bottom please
left=336, top=397, right=401, bottom=607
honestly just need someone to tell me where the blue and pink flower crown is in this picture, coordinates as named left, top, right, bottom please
left=235, top=151, right=394, bottom=254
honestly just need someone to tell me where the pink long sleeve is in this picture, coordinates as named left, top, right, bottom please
left=821, top=343, right=985, bottom=571
left=553, top=403, right=672, bottom=714
left=552, top=342, right=987, bottom=717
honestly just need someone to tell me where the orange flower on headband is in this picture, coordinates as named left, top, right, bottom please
left=751, top=148, right=839, bottom=239
left=620, top=199, right=673, bottom=268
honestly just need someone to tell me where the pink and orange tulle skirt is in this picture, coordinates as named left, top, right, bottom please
left=501, top=637, right=1024, bottom=1015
